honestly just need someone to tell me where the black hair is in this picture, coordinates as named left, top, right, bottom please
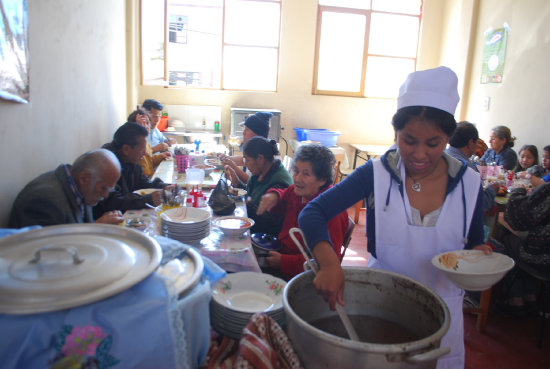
left=391, top=106, right=457, bottom=137
left=242, top=136, right=279, bottom=162
left=516, top=145, right=540, bottom=171
left=292, top=144, right=335, bottom=190
left=142, top=99, right=163, bottom=111
left=491, top=125, right=516, bottom=149
left=127, top=108, right=150, bottom=123
left=449, top=121, right=479, bottom=148
left=543, top=145, right=550, bottom=152
left=111, top=122, right=148, bottom=151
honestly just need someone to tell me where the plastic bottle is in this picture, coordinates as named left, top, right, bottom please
left=186, top=197, right=193, bottom=207
left=214, top=121, right=220, bottom=132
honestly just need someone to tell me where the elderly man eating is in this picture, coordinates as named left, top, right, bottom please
left=9, top=149, right=123, bottom=227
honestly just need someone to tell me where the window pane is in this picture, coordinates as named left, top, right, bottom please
left=372, top=0, right=421, bottom=15
left=368, top=13, right=419, bottom=57
left=223, top=46, right=278, bottom=91
left=142, top=0, right=166, bottom=85
left=225, top=0, right=280, bottom=47
left=317, top=12, right=366, bottom=92
left=319, top=0, right=370, bottom=10
left=364, top=57, right=415, bottom=98
left=166, top=3, right=223, bottom=87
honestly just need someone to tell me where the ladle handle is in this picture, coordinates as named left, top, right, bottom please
left=289, top=227, right=360, bottom=342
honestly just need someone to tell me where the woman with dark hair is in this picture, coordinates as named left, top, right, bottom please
left=514, top=144, right=544, bottom=177
left=256, top=144, right=349, bottom=280
left=243, top=136, right=293, bottom=236
left=298, top=67, right=489, bottom=369
left=480, top=125, right=518, bottom=170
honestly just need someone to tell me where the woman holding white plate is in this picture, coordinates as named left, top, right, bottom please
left=298, top=67, right=491, bottom=369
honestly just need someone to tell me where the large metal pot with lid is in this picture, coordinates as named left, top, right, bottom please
left=0, top=223, right=202, bottom=314
left=283, top=267, right=450, bottom=369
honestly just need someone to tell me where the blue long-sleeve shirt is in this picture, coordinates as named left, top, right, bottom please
left=298, top=150, right=485, bottom=258
left=480, top=147, right=518, bottom=170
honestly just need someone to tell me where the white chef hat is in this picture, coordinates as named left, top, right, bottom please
left=397, top=66, right=460, bottom=116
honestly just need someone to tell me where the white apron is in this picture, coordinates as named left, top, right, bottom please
left=371, top=159, right=480, bottom=369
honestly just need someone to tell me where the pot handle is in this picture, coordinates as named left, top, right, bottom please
left=405, top=347, right=451, bottom=363
left=29, top=246, right=85, bottom=265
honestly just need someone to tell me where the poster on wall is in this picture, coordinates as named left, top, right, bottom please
left=0, top=0, right=29, bottom=103
left=481, top=27, right=508, bottom=84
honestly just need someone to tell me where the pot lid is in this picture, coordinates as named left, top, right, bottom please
left=0, top=224, right=162, bottom=315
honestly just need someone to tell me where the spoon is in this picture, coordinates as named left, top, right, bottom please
left=289, top=227, right=360, bottom=341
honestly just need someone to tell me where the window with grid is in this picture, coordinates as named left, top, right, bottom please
left=141, top=0, right=281, bottom=91
left=313, top=0, right=422, bottom=98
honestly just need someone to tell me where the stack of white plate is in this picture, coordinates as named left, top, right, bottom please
left=159, top=207, right=211, bottom=245
left=210, top=272, right=286, bottom=340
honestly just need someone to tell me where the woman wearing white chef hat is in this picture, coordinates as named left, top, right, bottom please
left=298, top=66, right=492, bottom=369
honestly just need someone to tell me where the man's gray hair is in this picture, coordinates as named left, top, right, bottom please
left=72, top=149, right=121, bottom=183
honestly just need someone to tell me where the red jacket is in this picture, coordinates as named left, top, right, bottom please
left=268, top=184, right=349, bottom=279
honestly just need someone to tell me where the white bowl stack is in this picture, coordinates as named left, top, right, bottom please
left=159, top=207, right=211, bottom=245
left=210, top=272, right=286, bottom=340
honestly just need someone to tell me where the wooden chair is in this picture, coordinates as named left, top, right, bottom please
left=463, top=289, right=492, bottom=332
left=333, top=161, right=343, bottom=184
left=340, top=216, right=355, bottom=263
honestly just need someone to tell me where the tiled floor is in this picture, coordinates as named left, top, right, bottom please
left=341, top=208, right=550, bottom=368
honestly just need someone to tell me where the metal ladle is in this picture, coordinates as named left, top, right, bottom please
left=289, top=227, right=360, bottom=341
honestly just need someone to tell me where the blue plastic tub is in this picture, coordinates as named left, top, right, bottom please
left=294, top=128, right=329, bottom=141
left=306, top=130, right=341, bottom=147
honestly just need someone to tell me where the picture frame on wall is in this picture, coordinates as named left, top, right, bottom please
left=0, top=0, right=29, bottom=103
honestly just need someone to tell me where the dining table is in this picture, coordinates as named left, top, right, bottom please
left=128, top=156, right=261, bottom=273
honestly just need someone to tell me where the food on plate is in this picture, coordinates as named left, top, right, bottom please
left=218, top=217, right=252, bottom=229
left=497, top=185, right=508, bottom=196
left=439, top=252, right=459, bottom=270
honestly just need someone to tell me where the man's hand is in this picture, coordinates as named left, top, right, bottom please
left=95, top=210, right=124, bottom=225
left=150, top=190, right=163, bottom=206
left=152, top=142, right=169, bottom=153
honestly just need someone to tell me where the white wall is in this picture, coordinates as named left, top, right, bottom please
left=462, top=0, right=550, bottom=152
left=0, top=0, right=128, bottom=226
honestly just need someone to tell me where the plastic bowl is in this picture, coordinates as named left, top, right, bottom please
left=186, top=168, right=205, bottom=184
left=431, top=250, right=514, bottom=291
left=192, top=164, right=216, bottom=176
left=214, top=216, right=255, bottom=237
left=305, top=130, right=341, bottom=147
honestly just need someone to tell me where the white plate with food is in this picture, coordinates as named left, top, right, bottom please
left=133, top=188, right=161, bottom=196
left=432, top=249, right=514, bottom=291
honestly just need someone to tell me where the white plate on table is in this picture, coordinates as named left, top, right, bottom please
left=133, top=188, right=161, bottom=196
left=212, top=272, right=286, bottom=313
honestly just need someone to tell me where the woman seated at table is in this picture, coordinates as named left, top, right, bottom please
left=244, top=136, right=293, bottom=236
left=496, top=182, right=550, bottom=315
left=480, top=125, right=518, bottom=170
left=128, top=109, right=171, bottom=178
left=514, top=145, right=544, bottom=177
left=219, top=112, right=272, bottom=188
left=256, top=144, right=349, bottom=280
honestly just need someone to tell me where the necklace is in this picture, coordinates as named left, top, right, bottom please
left=407, top=160, right=440, bottom=192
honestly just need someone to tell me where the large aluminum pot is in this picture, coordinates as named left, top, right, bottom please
left=283, top=267, right=450, bottom=369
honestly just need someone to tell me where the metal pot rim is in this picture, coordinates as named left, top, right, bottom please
left=283, top=266, right=451, bottom=355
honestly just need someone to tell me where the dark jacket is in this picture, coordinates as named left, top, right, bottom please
left=504, top=183, right=550, bottom=271
left=9, top=165, right=94, bottom=227
left=93, top=145, right=166, bottom=218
